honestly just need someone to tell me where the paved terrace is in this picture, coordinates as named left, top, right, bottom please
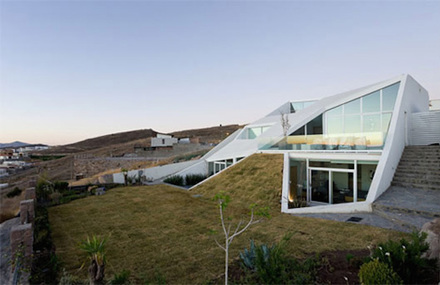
left=294, top=186, right=440, bottom=233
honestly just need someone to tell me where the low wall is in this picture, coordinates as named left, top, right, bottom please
left=113, top=160, right=199, bottom=183
left=8, top=186, right=36, bottom=284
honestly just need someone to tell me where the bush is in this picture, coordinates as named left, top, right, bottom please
left=239, top=234, right=320, bottom=284
left=110, top=269, right=131, bottom=284
left=6, top=187, right=22, bottom=198
left=54, top=181, right=69, bottom=193
left=185, top=174, right=207, bottom=186
left=371, top=231, right=438, bottom=284
left=30, top=205, right=59, bottom=283
left=359, top=259, right=402, bottom=285
left=163, top=175, right=184, bottom=186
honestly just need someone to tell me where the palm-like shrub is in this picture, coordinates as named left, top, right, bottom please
left=79, top=235, right=107, bottom=284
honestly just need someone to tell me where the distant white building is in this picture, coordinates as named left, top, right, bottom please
left=17, top=144, right=49, bottom=153
left=151, top=134, right=178, bottom=148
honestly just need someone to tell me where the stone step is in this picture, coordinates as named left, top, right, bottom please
left=394, top=167, right=440, bottom=173
left=399, top=154, right=440, bottom=159
left=394, top=172, right=440, bottom=181
left=405, top=146, right=440, bottom=149
left=396, top=163, right=440, bottom=169
left=401, top=153, right=440, bottom=158
left=392, top=178, right=440, bottom=187
left=402, top=151, right=440, bottom=155
left=395, top=167, right=440, bottom=174
left=399, top=159, right=440, bottom=164
left=391, top=181, right=440, bottom=191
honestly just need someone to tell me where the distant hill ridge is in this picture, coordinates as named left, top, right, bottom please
left=0, top=141, right=30, bottom=149
left=41, top=124, right=242, bottom=154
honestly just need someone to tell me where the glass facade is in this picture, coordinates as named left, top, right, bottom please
left=290, top=100, right=316, bottom=113
left=240, top=125, right=271, bottom=140
left=288, top=159, right=378, bottom=208
left=263, top=82, right=400, bottom=151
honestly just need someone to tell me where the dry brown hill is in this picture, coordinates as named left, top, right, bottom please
left=44, top=129, right=158, bottom=154
left=41, top=124, right=242, bottom=155
left=171, top=124, right=242, bottom=144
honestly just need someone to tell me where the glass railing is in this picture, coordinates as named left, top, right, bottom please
left=258, top=132, right=385, bottom=151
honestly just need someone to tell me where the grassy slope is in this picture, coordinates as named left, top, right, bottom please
left=49, top=154, right=407, bottom=283
left=192, top=153, right=284, bottom=210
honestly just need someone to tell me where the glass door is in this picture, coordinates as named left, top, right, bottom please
left=331, top=172, right=354, bottom=204
left=311, top=170, right=329, bottom=203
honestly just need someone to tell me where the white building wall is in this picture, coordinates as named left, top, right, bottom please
left=113, top=160, right=199, bottom=184
left=409, top=111, right=440, bottom=145
left=173, top=160, right=208, bottom=178
left=151, top=137, right=178, bottom=147
left=367, top=75, right=429, bottom=202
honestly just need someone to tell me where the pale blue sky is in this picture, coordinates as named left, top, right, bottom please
left=1, top=1, right=439, bottom=145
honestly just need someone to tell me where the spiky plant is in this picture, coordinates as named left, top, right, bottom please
left=79, top=235, right=107, bottom=285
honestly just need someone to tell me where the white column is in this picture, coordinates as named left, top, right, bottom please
left=281, top=153, right=290, bottom=213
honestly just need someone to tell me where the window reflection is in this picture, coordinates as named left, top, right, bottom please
left=362, top=91, right=380, bottom=113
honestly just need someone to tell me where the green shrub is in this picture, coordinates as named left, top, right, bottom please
left=54, top=181, right=69, bottom=193
left=163, top=175, right=184, bottom=186
left=36, top=177, right=53, bottom=203
left=6, top=187, right=22, bottom=198
left=30, top=205, right=59, bottom=284
left=254, top=239, right=288, bottom=284
left=110, top=269, right=131, bottom=284
left=239, top=234, right=319, bottom=284
left=185, top=174, right=207, bottom=186
left=371, top=231, right=438, bottom=284
left=359, top=259, right=402, bottom=285
left=240, top=240, right=257, bottom=271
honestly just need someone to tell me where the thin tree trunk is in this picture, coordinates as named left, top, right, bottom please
left=225, top=243, right=228, bottom=285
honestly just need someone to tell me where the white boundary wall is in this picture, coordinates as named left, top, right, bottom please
left=113, top=160, right=199, bottom=184
left=173, top=159, right=207, bottom=178
left=409, top=111, right=440, bottom=145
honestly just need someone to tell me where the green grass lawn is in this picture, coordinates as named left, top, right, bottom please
left=49, top=154, right=407, bottom=283
left=49, top=185, right=406, bottom=283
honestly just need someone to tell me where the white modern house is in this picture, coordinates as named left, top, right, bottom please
left=113, top=74, right=439, bottom=214
left=172, top=74, right=440, bottom=214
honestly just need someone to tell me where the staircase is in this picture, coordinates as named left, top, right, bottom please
left=391, top=145, right=440, bottom=191
left=372, top=145, right=440, bottom=232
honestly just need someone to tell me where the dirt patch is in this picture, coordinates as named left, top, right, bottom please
left=318, top=249, right=370, bottom=285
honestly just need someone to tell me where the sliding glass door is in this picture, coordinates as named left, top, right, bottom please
left=309, top=168, right=356, bottom=204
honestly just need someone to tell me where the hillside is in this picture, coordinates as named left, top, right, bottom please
left=171, top=124, right=242, bottom=144
left=43, top=129, right=158, bottom=154
left=40, top=124, right=242, bottom=156
left=0, top=141, right=30, bottom=149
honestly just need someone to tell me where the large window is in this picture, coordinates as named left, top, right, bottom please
left=290, top=100, right=316, bottom=113
left=261, top=82, right=400, bottom=151
left=288, top=159, right=377, bottom=208
left=324, top=82, right=400, bottom=149
left=291, top=115, right=323, bottom=136
left=240, top=125, right=271, bottom=140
